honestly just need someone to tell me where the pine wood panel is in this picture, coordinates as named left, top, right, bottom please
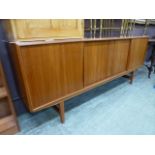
left=84, top=40, right=130, bottom=86
left=19, top=43, right=84, bottom=109
left=9, top=19, right=84, bottom=40
left=127, top=38, right=148, bottom=70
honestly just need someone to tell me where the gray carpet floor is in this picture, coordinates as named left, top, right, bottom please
left=17, top=66, right=155, bottom=135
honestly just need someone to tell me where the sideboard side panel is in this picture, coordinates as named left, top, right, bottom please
left=127, top=38, right=148, bottom=70
left=9, top=44, right=31, bottom=110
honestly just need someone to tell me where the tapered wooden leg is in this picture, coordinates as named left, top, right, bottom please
left=53, top=101, right=65, bottom=123
left=129, top=71, right=134, bottom=84
left=59, top=101, right=65, bottom=123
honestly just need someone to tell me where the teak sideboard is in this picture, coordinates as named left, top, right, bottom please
left=9, top=36, right=148, bottom=123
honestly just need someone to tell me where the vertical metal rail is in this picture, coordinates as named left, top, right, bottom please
left=143, top=19, right=150, bottom=35
left=107, top=19, right=109, bottom=37
left=128, top=19, right=132, bottom=36
left=102, top=20, right=105, bottom=37
left=125, top=19, right=129, bottom=36
left=84, top=19, right=149, bottom=39
left=103, top=20, right=105, bottom=37
left=123, top=19, right=127, bottom=36
left=105, top=19, right=107, bottom=37
left=90, top=19, right=93, bottom=38
left=110, top=19, right=113, bottom=37
left=126, top=19, right=130, bottom=36
left=108, top=19, right=110, bottom=37
left=124, top=20, right=128, bottom=37
left=94, top=19, right=96, bottom=38
left=108, top=19, right=111, bottom=37
left=100, top=19, right=103, bottom=38
left=120, top=19, right=124, bottom=36
left=111, top=19, right=114, bottom=37
left=107, top=20, right=109, bottom=37
left=131, top=19, right=136, bottom=36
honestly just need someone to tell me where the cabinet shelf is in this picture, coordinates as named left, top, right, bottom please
left=0, top=115, right=16, bottom=133
left=0, top=62, right=19, bottom=134
left=0, top=87, right=7, bottom=99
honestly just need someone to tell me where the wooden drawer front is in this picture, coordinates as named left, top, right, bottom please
left=84, top=40, right=130, bottom=86
left=110, top=40, right=130, bottom=75
left=20, top=43, right=84, bottom=109
left=84, top=41, right=113, bottom=86
left=127, top=38, right=148, bottom=70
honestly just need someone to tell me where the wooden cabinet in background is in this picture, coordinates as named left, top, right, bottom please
left=9, top=36, right=148, bottom=123
left=4, top=19, right=84, bottom=41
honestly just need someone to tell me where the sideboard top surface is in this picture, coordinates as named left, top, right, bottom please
left=10, top=36, right=149, bottom=47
